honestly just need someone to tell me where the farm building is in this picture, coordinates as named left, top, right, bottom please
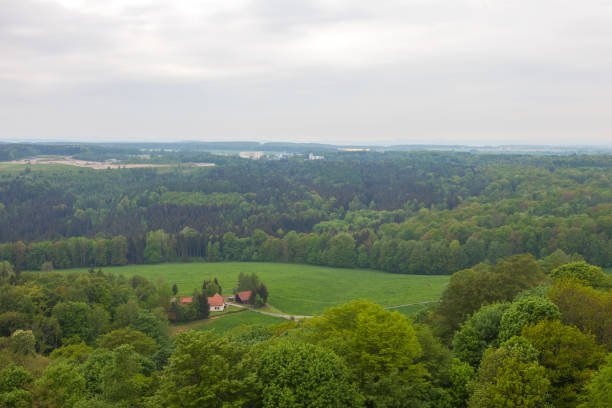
left=235, top=290, right=252, bottom=304
left=208, top=293, right=226, bottom=312
left=170, top=297, right=193, bottom=304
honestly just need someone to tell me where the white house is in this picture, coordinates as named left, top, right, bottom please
left=208, top=293, right=226, bottom=312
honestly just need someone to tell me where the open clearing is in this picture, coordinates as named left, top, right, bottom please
left=62, top=262, right=449, bottom=316
left=1, top=156, right=214, bottom=169
left=196, top=310, right=286, bottom=334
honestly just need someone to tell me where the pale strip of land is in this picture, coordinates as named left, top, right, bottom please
left=5, top=156, right=214, bottom=169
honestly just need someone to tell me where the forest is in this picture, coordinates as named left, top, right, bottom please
left=0, top=149, right=611, bottom=274
left=1, top=146, right=611, bottom=407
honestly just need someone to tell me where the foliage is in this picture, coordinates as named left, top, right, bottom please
left=447, top=358, right=475, bottom=408
left=522, top=319, right=606, bottom=408
left=579, top=354, right=612, bottom=408
left=548, top=279, right=612, bottom=350
left=154, top=330, right=257, bottom=407
left=550, top=262, right=611, bottom=288
left=97, top=328, right=159, bottom=356
left=452, top=302, right=510, bottom=366
left=303, top=300, right=428, bottom=407
left=0, top=364, right=33, bottom=408
left=497, top=296, right=561, bottom=342
left=468, top=337, right=551, bottom=408
left=2, top=152, right=612, bottom=276
left=257, top=341, right=363, bottom=407
left=433, top=254, right=545, bottom=340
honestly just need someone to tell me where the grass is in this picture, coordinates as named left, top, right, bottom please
left=59, top=262, right=449, bottom=315
left=196, top=310, right=286, bottom=334
left=604, top=268, right=611, bottom=275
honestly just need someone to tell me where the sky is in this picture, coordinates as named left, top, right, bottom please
left=1, top=0, right=611, bottom=146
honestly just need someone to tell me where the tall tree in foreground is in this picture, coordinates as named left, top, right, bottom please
left=522, top=319, right=606, bottom=408
left=257, top=341, right=363, bottom=408
left=303, top=300, right=429, bottom=407
left=153, top=331, right=257, bottom=407
left=468, top=337, right=550, bottom=408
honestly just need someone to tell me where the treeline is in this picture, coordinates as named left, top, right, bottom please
left=1, top=222, right=609, bottom=275
left=2, top=257, right=612, bottom=407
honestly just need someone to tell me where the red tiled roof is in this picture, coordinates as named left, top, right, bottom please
left=236, top=290, right=252, bottom=301
left=180, top=297, right=193, bottom=304
left=208, top=293, right=225, bottom=307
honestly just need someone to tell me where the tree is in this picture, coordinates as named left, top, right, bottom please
left=204, top=282, right=219, bottom=297
left=448, top=358, right=476, bottom=408
left=172, top=283, right=178, bottom=296
left=548, top=279, right=612, bottom=350
left=98, top=345, right=152, bottom=405
left=498, top=296, right=561, bottom=342
left=452, top=302, right=511, bottom=366
left=34, top=361, right=87, bottom=408
left=130, top=311, right=169, bottom=344
left=0, top=261, right=13, bottom=279
left=52, top=302, right=92, bottom=343
left=434, top=254, right=546, bottom=341
left=192, top=290, right=210, bottom=320
left=468, top=337, right=550, bottom=408
left=256, top=283, right=269, bottom=303
left=323, top=233, right=357, bottom=268
left=0, top=364, right=33, bottom=408
left=550, top=262, right=611, bottom=288
left=579, top=354, right=612, bottom=408
left=304, top=300, right=427, bottom=407
left=113, top=299, right=140, bottom=329
left=97, top=328, right=159, bottom=356
left=257, top=341, right=363, bottom=408
left=9, top=329, right=36, bottom=355
left=154, top=330, right=258, bottom=407
left=522, top=319, right=606, bottom=408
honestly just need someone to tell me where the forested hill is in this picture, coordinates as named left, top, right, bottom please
left=0, top=150, right=611, bottom=273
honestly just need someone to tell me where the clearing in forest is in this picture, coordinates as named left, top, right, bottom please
left=63, top=262, right=449, bottom=316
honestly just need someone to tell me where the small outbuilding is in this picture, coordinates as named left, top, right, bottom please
left=235, top=290, right=252, bottom=304
left=170, top=297, right=193, bottom=304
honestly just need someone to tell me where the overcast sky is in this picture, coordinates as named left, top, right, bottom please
left=1, top=0, right=611, bottom=145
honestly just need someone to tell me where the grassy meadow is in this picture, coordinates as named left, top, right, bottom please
left=197, top=310, right=286, bottom=334
left=59, top=262, right=449, bottom=315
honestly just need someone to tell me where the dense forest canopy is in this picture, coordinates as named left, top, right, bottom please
left=0, top=146, right=611, bottom=273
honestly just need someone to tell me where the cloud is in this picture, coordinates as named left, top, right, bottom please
left=1, top=0, right=611, bottom=144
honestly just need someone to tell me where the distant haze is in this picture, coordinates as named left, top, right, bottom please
left=1, top=0, right=612, bottom=146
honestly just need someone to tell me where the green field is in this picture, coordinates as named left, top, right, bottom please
left=197, top=310, right=286, bottom=334
left=61, top=262, right=449, bottom=315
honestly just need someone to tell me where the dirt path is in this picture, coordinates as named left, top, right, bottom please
left=171, top=300, right=442, bottom=335
left=228, top=302, right=313, bottom=320
left=383, top=300, right=441, bottom=310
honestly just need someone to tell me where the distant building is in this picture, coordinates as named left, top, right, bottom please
left=239, top=151, right=263, bottom=160
left=208, top=293, right=226, bottom=312
left=308, top=153, right=324, bottom=160
left=235, top=290, right=253, bottom=304
left=170, top=296, right=193, bottom=304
